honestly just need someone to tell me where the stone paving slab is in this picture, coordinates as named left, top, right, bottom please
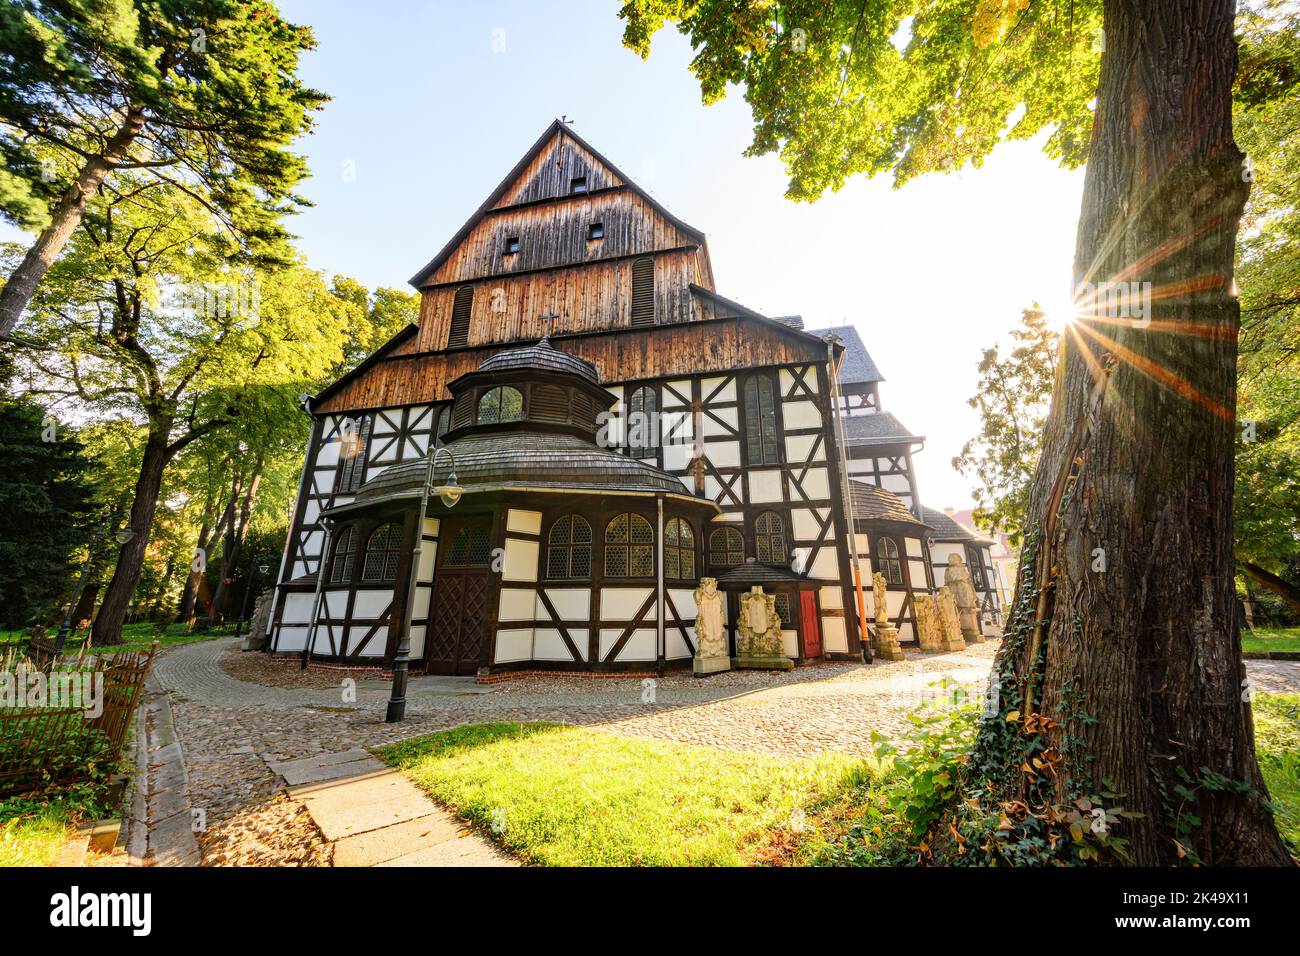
left=383, top=838, right=516, bottom=867
left=332, top=813, right=465, bottom=867
left=294, top=769, right=444, bottom=842
left=270, top=749, right=379, bottom=786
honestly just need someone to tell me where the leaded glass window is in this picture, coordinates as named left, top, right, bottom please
left=664, top=518, right=695, bottom=580
left=362, top=522, right=402, bottom=582
left=547, top=514, right=593, bottom=579
left=754, top=511, right=787, bottom=564
left=477, top=386, right=523, bottom=424
left=605, top=513, right=653, bottom=577
left=329, top=525, right=356, bottom=584
left=743, top=373, right=779, bottom=465
left=876, top=536, right=903, bottom=585
left=444, top=524, right=492, bottom=567
left=773, top=593, right=792, bottom=625
left=708, top=527, right=744, bottom=568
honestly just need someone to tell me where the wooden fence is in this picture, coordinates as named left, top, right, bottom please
left=0, top=643, right=157, bottom=799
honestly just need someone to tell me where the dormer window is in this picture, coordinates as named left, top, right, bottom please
left=587, top=222, right=604, bottom=240
left=504, top=236, right=520, bottom=255
left=570, top=176, right=588, bottom=194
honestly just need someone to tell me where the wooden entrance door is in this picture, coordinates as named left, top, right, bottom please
left=425, top=519, right=493, bottom=676
left=800, top=591, right=821, bottom=658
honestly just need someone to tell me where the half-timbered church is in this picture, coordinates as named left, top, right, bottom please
left=265, top=120, right=998, bottom=674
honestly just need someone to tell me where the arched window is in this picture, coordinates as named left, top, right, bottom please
left=754, top=511, right=787, bottom=564
left=362, top=522, right=402, bottom=583
left=743, top=373, right=780, bottom=465
left=875, top=536, right=903, bottom=585
left=335, top=415, right=371, bottom=493
left=708, top=527, right=744, bottom=568
left=447, top=285, right=473, bottom=347
left=605, top=513, right=653, bottom=577
left=477, top=386, right=523, bottom=424
left=329, top=525, right=356, bottom=584
left=627, top=385, right=658, bottom=454
left=443, top=523, right=491, bottom=567
left=664, top=518, right=695, bottom=580
left=432, top=405, right=452, bottom=443
left=546, top=515, right=592, bottom=579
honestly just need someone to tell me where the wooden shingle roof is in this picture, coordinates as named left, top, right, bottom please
left=849, top=480, right=929, bottom=528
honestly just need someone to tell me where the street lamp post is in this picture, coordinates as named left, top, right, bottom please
left=53, top=513, right=133, bottom=655
left=386, top=445, right=461, bottom=723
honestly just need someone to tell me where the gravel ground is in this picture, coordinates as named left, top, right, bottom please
left=154, top=636, right=1300, bottom=866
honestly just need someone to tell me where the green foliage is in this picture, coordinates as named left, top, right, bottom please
left=0, top=393, right=97, bottom=629
left=952, top=307, right=1058, bottom=544
left=620, top=0, right=1102, bottom=198
left=0, top=0, right=326, bottom=257
left=1234, top=1, right=1300, bottom=578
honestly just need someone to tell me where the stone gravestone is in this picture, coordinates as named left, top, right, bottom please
left=935, top=586, right=968, bottom=652
left=733, top=585, right=793, bottom=671
left=914, top=593, right=945, bottom=652
left=944, top=553, right=984, bottom=643
left=871, top=572, right=905, bottom=661
left=242, top=588, right=275, bottom=652
left=693, top=577, right=730, bottom=676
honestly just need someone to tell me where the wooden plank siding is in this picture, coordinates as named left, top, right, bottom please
left=317, top=313, right=831, bottom=414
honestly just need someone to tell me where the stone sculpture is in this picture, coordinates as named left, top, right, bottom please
left=944, top=553, right=984, bottom=643
left=693, top=577, right=730, bottom=676
left=871, top=571, right=905, bottom=661
left=734, top=585, right=792, bottom=670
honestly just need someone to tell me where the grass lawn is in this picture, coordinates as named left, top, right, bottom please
left=1242, top=626, right=1300, bottom=655
left=378, top=722, right=877, bottom=866
left=1254, top=693, right=1300, bottom=854
left=382, top=697, right=1300, bottom=867
left=0, top=620, right=234, bottom=655
left=0, top=790, right=118, bottom=867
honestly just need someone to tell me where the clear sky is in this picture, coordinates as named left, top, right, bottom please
left=9, top=0, right=1089, bottom=512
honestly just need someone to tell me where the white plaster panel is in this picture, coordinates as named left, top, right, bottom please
left=282, top=592, right=316, bottom=624
left=820, top=586, right=843, bottom=609
left=701, top=376, right=735, bottom=403
left=905, top=537, right=924, bottom=558
left=785, top=433, right=823, bottom=464
left=275, top=626, right=308, bottom=651
left=534, top=629, right=577, bottom=661
left=668, top=588, right=697, bottom=619
left=497, top=588, right=537, bottom=622
left=349, top=626, right=386, bottom=657
left=702, top=408, right=738, bottom=436
left=705, top=440, right=739, bottom=468
left=666, top=628, right=694, bottom=660
left=600, top=588, right=654, bottom=620
left=781, top=630, right=798, bottom=658
left=821, top=616, right=848, bottom=653
left=748, top=469, right=783, bottom=503
left=606, top=628, right=657, bottom=661
left=782, top=400, right=822, bottom=431
left=663, top=381, right=692, bottom=408
left=791, top=508, right=821, bottom=540
left=799, top=466, right=830, bottom=501
left=810, top=548, right=840, bottom=580
left=503, top=538, right=539, bottom=583
left=507, top=509, right=542, bottom=535
left=494, top=629, right=532, bottom=663
left=539, top=588, right=590, bottom=620
left=409, top=625, right=426, bottom=659
left=352, top=590, right=393, bottom=619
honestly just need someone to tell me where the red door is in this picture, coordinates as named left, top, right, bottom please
left=800, top=591, right=821, bottom=658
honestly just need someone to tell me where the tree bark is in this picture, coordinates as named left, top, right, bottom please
left=0, top=108, right=145, bottom=338
left=211, top=463, right=263, bottom=622
left=972, top=0, right=1291, bottom=865
left=91, top=425, right=170, bottom=647
left=1243, top=562, right=1300, bottom=616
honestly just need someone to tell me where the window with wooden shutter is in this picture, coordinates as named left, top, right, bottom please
left=630, top=257, right=654, bottom=327
left=743, top=373, right=780, bottom=465
left=450, top=393, right=473, bottom=430
left=531, top=384, right=568, bottom=423
left=447, top=286, right=473, bottom=347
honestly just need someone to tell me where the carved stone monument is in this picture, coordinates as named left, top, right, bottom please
left=935, top=586, right=968, bottom=652
left=733, top=585, right=793, bottom=671
left=914, top=593, right=945, bottom=652
left=944, top=553, right=984, bottom=643
left=871, top=572, right=905, bottom=661
left=242, top=588, right=275, bottom=652
left=693, top=577, right=731, bottom=676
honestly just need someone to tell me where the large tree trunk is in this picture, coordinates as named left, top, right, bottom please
left=211, top=467, right=262, bottom=623
left=971, top=0, right=1291, bottom=865
left=1243, top=561, right=1300, bottom=616
left=0, top=109, right=144, bottom=338
left=91, top=425, right=170, bottom=647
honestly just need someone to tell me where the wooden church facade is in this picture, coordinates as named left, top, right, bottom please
left=265, top=121, right=867, bottom=674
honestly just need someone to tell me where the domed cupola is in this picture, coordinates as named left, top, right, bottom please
left=441, top=336, right=613, bottom=442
